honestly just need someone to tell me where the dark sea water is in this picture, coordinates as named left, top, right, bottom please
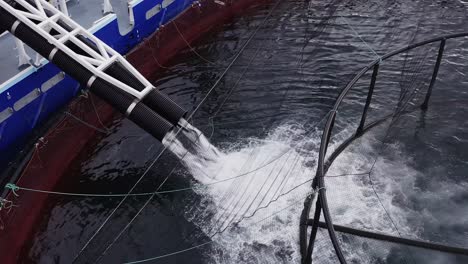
left=21, top=0, right=468, bottom=263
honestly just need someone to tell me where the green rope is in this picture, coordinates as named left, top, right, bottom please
left=5, top=183, right=19, bottom=196
left=4, top=183, right=159, bottom=197
left=0, top=146, right=296, bottom=199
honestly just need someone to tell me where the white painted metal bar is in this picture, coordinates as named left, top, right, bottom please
left=128, top=2, right=135, bottom=26
left=15, top=0, right=44, bottom=16
left=68, top=34, right=106, bottom=60
left=37, top=0, right=121, bottom=60
left=58, top=0, right=69, bottom=16
left=43, top=19, right=70, bottom=35
left=140, top=85, right=155, bottom=98
left=95, top=40, right=110, bottom=60
left=96, top=54, right=119, bottom=70
left=17, top=10, right=43, bottom=21
left=43, top=3, right=115, bottom=61
left=78, top=55, right=103, bottom=66
left=1, top=4, right=141, bottom=98
left=34, top=0, right=46, bottom=15
left=0, top=0, right=155, bottom=100
left=57, top=27, right=80, bottom=42
left=37, top=12, right=60, bottom=28
left=116, top=56, right=153, bottom=87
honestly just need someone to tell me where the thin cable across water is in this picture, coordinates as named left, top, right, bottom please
left=73, top=2, right=286, bottom=262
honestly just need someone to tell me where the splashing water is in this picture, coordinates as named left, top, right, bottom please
left=162, top=121, right=321, bottom=263
left=161, top=134, right=218, bottom=184
left=161, top=119, right=459, bottom=264
left=180, top=119, right=223, bottom=162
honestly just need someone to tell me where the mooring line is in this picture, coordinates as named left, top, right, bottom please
left=3, top=149, right=298, bottom=199
left=63, top=111, right=109, bottom=134
left=123, top=190, right=313, bottom=264
left=173, top=21, right=218, bottom=65
left=74, top=2, right=285, bottom=262
left=88, top=93, right=111, bottom=133
left=186, top=0, right=282, bottom=121
left=339, top=15, right=382, bottom=62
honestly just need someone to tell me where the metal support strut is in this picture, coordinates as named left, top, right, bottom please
left=0, top=0, right=187, bottom=141
left=357, top=63, right=379, bottom=135
left=421, top=38, right=446, bottom=110
left=300, top=32, right=468, bottom=264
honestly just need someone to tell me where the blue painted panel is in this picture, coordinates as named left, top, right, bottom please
left=0, top=0, right=194, bottom=168
left=162, top=0, right=192, bottom=24
left=133, top=0, right=165, bottom=39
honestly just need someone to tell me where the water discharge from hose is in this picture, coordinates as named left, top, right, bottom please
left=161, top=119, right=224, bottom=184
left=180, top=119, right=222, bottom=160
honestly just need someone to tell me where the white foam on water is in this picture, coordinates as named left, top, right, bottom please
left=163, top=121, right=463, bottom=263
left=161, top=122, right=323, bottom=263
left=193, top=123, right=319, bottom=263
left=314, top=133, right=468, bottom=263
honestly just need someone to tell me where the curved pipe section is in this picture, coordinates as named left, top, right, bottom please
left=300, top=32, right=468, bottom=264
left=0, top=6, right=180, bottom=141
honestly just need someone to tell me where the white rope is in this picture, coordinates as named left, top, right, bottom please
left=73, top=2, right=283, bottom=261
left=91, top=1, right=286, bottom=262
left=63, top=111, right=109, bottom=134
left=123, top=191, right=314, bottom=264
left=339, top=15, right=382, bottom=62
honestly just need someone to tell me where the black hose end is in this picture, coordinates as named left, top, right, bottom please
left=143, top=90, right=187, bottom=126
left=129, top=102, right=174, bottom=141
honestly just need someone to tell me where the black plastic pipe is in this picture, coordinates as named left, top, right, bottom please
left=30, top=5, right=188, bottom=127
left=306, top=220, right=468, bottom=256
left=0, top=7, right=173, bottom=141
left=105, top=63, right=187, bottom=125
left=357, top=63, right=379, bottom=135
left=421, top=39, right=445, bottom=110
left=0, top=0, right=15, bottom=35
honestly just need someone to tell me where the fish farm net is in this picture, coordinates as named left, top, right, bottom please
left=301, top=33, right=468, bottom=264
left=1, top=0, right=468, bottom=263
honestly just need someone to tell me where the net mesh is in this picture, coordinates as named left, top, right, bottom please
left=304, top=34, right=468, bottom=264
left=1, top=0, right=468, bottom=263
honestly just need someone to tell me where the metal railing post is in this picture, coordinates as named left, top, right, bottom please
left=311, top=111, right=347, bottom=264
left=357, top=63, right=379, bottom=135
left=304, top=197, right=322, bottom=264
left=300, top=32, right=468, bottom=264
left=421, top=39, right=446, bottom=110
left=303, top=111, right=337, bottom=263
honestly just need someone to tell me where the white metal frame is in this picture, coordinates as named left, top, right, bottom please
left=0, top=0, right=155, bottom=100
